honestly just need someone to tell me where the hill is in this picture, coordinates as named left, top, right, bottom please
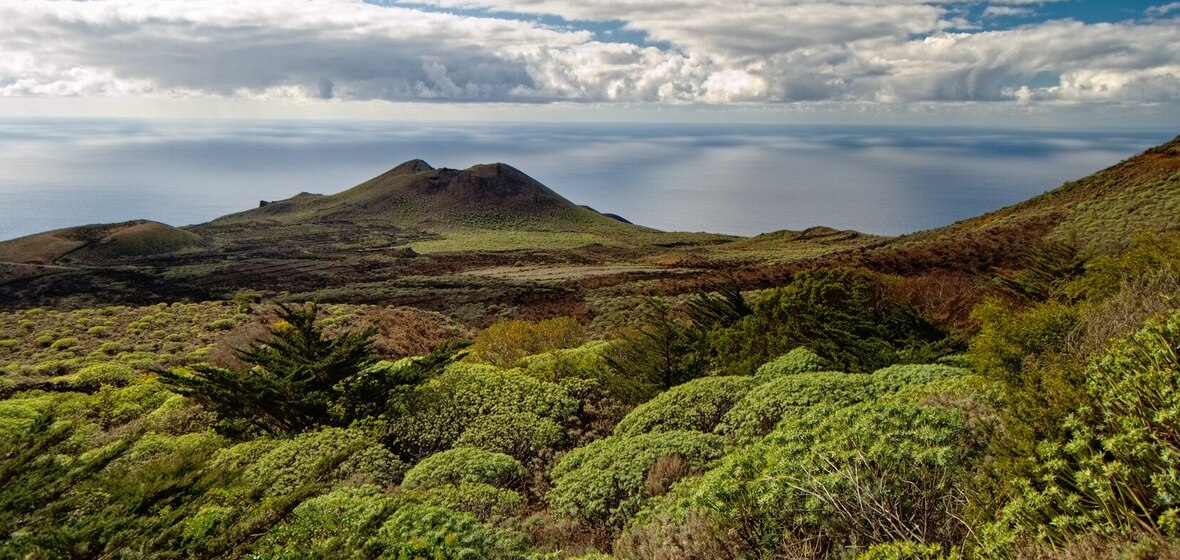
left=0, top=220, right=204, bottom=265
left=844, top=135, right=1180, bottom=275
left=2, top=137, right=1178, bottom=312
left=210, top=160, right=632, bottom=232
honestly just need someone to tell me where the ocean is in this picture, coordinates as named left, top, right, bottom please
left=0, top=118, right=1171, bottom=241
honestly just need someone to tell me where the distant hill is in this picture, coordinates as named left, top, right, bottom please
left=205, top=160, right=637, bottom=234
left=0, top=220, right=204, bottom=265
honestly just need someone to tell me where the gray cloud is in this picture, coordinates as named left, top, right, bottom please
left=0, top=0, right=1176, bottom=106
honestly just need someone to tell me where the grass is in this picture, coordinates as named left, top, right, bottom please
left=409, top=230, right=620, bottom=254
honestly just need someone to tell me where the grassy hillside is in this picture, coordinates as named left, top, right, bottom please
left=855, top=135, right=1180, bottom=274
left=0, top=220, right=204, bottom=265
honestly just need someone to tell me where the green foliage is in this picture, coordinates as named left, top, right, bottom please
left=613, top=376, right=760, bottom=437
left=869, top=364, right=966, bottom=394
left=331, top=341, right=468, bottom=423
left=403, top=447, right=525, bottom=491
left=853, top=542, right=958, bottom=560
left=709, top=267, right=949, bottom=375
left=686, top=398, right=981, bottom=558
left=74, top=362, right=139, bottom=385
left=376, top=502, right=530, bottom=559
left=968, top=298, right=1083, bottom=475
left=468, top=316, right=584, bottom=367
left=454, top=412, right=565, bottom=463
left=993, top=311, right=1180, bottom=550
left=387, top=366, right=578, bottom=461
left=605, top=298, right=708, bottom=393
left=754, top=347, right=829, bottom=379
left=716, top=372, right=875, bottom=439
left=413, top=482, right=526, bottom=522
left=253, top=484, right=394, bottom=558
left=548, top=431, right=725, bottom=527
left=162, top=303, right=378, bottom=435
left=241, top=427, right=405, bottom=498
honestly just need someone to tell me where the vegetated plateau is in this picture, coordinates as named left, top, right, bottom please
left=0, top=135, right=1179, bottom=559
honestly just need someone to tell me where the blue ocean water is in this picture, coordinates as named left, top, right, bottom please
left=0, top=119, right=1172, bottom=240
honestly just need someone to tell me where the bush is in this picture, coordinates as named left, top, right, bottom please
left=613, top=376, right=760, bottom=437
left=716, top=372, right=874, bottom=439
left=754, top=347, right=828, bottom=379
left=376, top=502, right=530, bottom=559
left=548, top=431, right=725, bottom=527
left=709, top=267, right=949, bottom=375
left=402, top=447, right=525, bottom=491
left=388, top=366, right=578, bottom=460
left=991, top=311, right=1180, bottom=550
left=254, top=484, right=393, bottom=558
left=74, top=362, right=139, bottom=386
left=968, top=298, right=1083, bottom=475
left=414, top=482, right=526, bottom=522
left=468, top=316, right=584, bottom=367
left=853, top=542, right=957, bottom=560
left=52, top=337, right=81, bottom=351
left=869, top=364, right=966, bottom=394
left=454, top=412, right=565, bottom=463
left=241, top=427, right=405, bottom=497
left=686, top=398, right=981, bottom=558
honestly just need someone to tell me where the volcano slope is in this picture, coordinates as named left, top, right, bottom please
left=0, top=161, right=749, bottom=315
left=2, top=136, right=1178, bottom=318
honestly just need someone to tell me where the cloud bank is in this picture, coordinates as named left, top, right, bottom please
left=0, top=0, right=1177, bottom=107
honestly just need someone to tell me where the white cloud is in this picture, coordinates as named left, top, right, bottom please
left=1147, top=2, right=1180, bottom=17
left=0, top=0, right=1176, bottom=109
left=983, top=6, right=1033, bottom=17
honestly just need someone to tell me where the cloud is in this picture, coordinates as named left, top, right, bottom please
left=1147, top=2, right=1180, bottom=17
left=0, top=0, right=1176, bottom=107
left=983, top=6, right=1034, bottom=18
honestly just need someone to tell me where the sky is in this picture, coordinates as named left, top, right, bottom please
left=0, top=0, right=1178, bottom=125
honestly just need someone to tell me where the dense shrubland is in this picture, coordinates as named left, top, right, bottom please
left=2, top=234, right=1180, bottom=558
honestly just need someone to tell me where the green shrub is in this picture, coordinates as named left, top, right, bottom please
left=716, top=372, right=874, bottom=439
left=253, top=484, right=394, bottom=558
left=519, top=342, right=611, bottom=382
left=853, top=542, right=957, bottom=560
left=206, top=319, right=235, bottom=331
left=75, top=362, right=139, bottom=386
left=686, top=398, right=980, bottom=558
left=376, top=502, right=530, bottom=559
left=869, top=364, right=966, bottom=394
left=990, top=311, right=1180, bottom=550
left=454, top=412, right=565, bottom=463
left=88, top=381, right=173, bottom=428
left=388, top=367, right=578, bottom=460
left=614, top=376, right=760, bottom=437
left=414, top=482, right=526, bottom=522
left=86, top=326, right=110, bottom=336
left=242, top=427, right=405, bottom=497
left=754, top=347, right=829, bottom=379
left=968, top=298, right=1083, bottom=477
left=468, top=316, right=584, bottom=367
left=548, top=431, right=725, bottom=527
left=709, top=267, right=949, bottom=375
left=402, top=447, right=524, bottom=491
